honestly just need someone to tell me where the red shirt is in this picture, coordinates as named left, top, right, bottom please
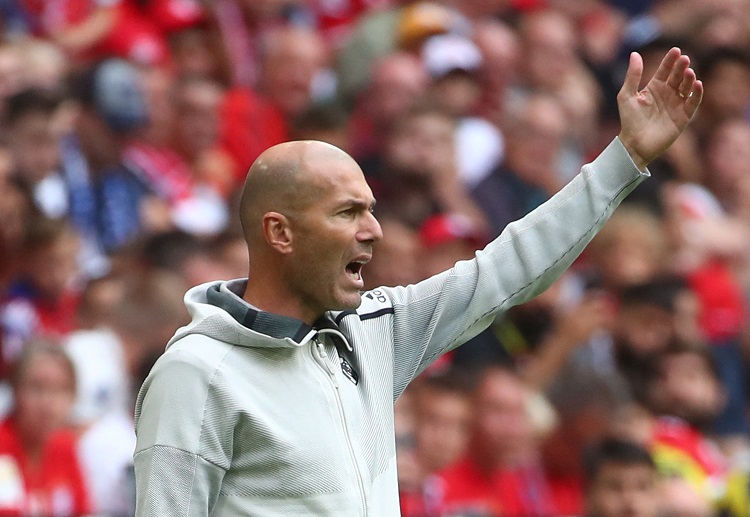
left=687, top=260, right=746, bottom=342
left=435, top=456, right=582, bottom=517
left=23, top=0, right=169, bottom=65
left=218, top=88, right=288, bottom=182
left=0, top=418, right=90, bottom=517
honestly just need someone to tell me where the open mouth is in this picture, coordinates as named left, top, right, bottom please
left=346, top=261, right=365, bottom=281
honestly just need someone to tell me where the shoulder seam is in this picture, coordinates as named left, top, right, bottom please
left=134, top=444, right=228, bottom=472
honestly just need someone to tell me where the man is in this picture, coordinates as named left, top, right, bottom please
left=585, top=439, right=659, bottom=517
left=134, top=48, right=702, bottom=515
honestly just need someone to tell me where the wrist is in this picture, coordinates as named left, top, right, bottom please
left=618, top=134, right=649, bottom=171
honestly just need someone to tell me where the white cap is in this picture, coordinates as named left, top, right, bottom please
left=421, top=34, right=482, bottom=79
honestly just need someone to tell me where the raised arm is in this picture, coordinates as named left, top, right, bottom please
left=379, top=49, right=703, bottom=393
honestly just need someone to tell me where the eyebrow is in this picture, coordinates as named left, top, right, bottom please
left=342, top=199, right=377, bottom=211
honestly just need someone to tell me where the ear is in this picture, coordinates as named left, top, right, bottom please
left=262, top=211, right=294, bottom=254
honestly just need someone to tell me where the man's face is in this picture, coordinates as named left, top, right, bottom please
left=652, top=352, right=723, bottom=427
left=387, top=112, right=455, bottom=178
left=587, top=463, right=658, bottom=517
left=473, top=370, right=534, bottom=465
left=26, top=231, right=80, bottom=302
left=285, top=158, right=382, bottom=319
left=260, top=29, right=326, bottom=118
left=8, top=111, right=60, bottom=182
left=615, top=304, right=674, bottom=357
left=416, top=390, right=472, bottom=473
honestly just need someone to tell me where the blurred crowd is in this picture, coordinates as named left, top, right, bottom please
left=1, top=0, right=750, bottom=516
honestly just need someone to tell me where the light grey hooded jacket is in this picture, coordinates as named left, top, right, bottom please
left=133, top=138, right=647, bottom=516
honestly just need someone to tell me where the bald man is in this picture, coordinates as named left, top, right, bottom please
left=133, top=49, right=703, bottom=516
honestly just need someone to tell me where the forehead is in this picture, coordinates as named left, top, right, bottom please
left=306, top=155, right=373, bottom=202
left=597, top=462, right=655, bottom=483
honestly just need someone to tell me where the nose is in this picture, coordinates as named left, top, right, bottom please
left=359, top=211, right=383, bottom=244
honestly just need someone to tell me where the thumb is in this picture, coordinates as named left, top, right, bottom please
left=620, top=52, right=643, bottom=98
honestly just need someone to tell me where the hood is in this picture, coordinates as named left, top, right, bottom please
left=168, top=279, right=352, bottom=351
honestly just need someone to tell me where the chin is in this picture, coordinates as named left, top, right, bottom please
left=334, top=293, right=364, bottom=312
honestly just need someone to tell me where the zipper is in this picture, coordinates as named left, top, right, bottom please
left=312, top=339, right=368, bottom=517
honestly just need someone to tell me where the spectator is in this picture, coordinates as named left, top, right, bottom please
left=612, top=276, right=700, bottom=403
left=73, top=272, right=126, bottom=330
left=471, top=93, right=566, bottom=237
left=472, top=19, right=520, bottom=126
left=168, top=25, right=223, bottom=81
left=65, top=58, right=157, bottom=255
left=585, top=204, right=668, bottom=291
left=542, top=371, right=633, bottom=516
left=422, top=34, right=504, bottom=190
left=4, top=88, right=66, bottom=219
left=378, top=103, right=487, bottom=230
left=65, top=326, right=135, bottom=516
left=436, top=365, right=559, bottom=516
left=516, top=8, right=602, bottom=167
left=693, top=46, right=750, bottom=139
left=413, top=369, right=473, bottom=476
left=0, top=216, right=82, bottom=369
left=218, top=25, right=328, bottom=180
left=258, top=26, right=331, bottom=125
left=0, top=341, right=90, bottom=516
left=171, top=75, right=235, bottom=199
left=123, top=66, right=229, bottom=237
left=514, top=276, right=617, bottom=389
left=349, top=51, right=429, bottom=168
left=211, top=230, right=250, bottom=281
left=645, top=341, right=728, bottom=508
left=584, top=438, right=659, bottom=517
left=661, top=182, right=750, bottom=444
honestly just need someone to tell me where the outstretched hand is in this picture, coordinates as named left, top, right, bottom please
left=617, top=48, right=703, bottom=170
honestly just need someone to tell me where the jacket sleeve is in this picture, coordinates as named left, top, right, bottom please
left=133, top=346, right=234, bottom=517
left=381, top=138, right=648, bottom=397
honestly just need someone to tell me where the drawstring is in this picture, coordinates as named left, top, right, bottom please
left=313, top=340, right=339, bottom=387
left=317, top=328, right=353, bottom=352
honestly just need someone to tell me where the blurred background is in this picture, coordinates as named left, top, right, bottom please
left=1, top=0, right=750, bottom=516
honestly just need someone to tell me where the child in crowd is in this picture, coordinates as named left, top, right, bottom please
left=0, top=342, right=90, bottom=516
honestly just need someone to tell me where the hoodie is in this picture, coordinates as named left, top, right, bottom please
left=133, top=138, right=646, bottom=516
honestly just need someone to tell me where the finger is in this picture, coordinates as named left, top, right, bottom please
left=684, top=80, right=704, bottom=119
left=620, top=52, right=643, bottom=96
left=678, top=68, right=696, bottom=98
left=652, top=47, right=682, bottom=82
left=667, top=54, right=690, bottom=89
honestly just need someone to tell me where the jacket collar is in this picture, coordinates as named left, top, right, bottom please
left=205, top=279, right=353, bottom=351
